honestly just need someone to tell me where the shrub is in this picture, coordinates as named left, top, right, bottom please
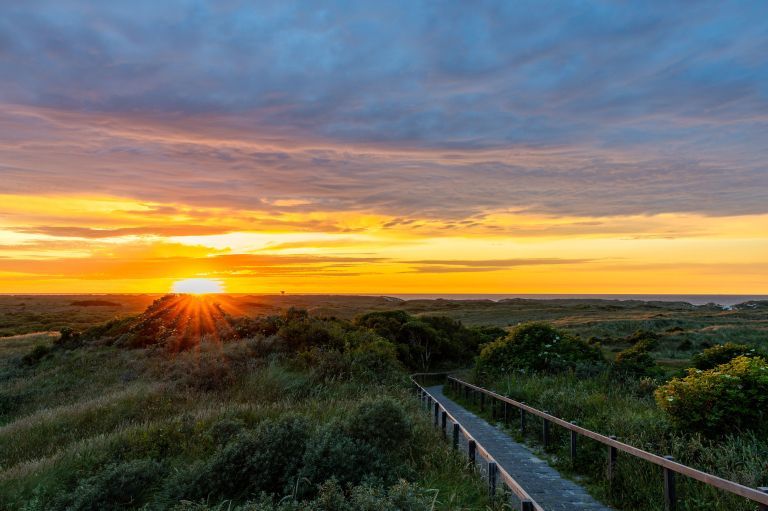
left=655, top=355, right=768, bottom=436
left=278, top=319, right=344, bottom=352
left=344, top=399, right=412, bottom=452
left=624, top=330, right=660, bottom=348
left=297, top=347, right=350, bottom=382
left=348, top=340, right=403, bottom=383
left=298, top=399, right=413, bottom=494
left=169, top=415, right=310, bottom=502
left=61, top=459, right=164, bottom=510
left=613, top=340, right=660, bottom=379
left=475, top=322, right=604, bottom=376
left=299, top=425, right=386, bottom=492
left=54, top=327, right=83, bottom=349
left=692, top=342, right=764, bottom=370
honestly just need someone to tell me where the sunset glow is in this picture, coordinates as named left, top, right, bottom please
left=172, top=279, right=225, bottom=295
left=1, top=3, right=766, bottom=295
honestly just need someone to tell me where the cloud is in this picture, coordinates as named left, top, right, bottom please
left=15, top=225, right=238, bottom=238
left=0, top=0, right=766, bottom=224
left=405, top=258, right=594, bottom=273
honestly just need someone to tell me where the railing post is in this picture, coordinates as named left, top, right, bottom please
left=607, top=435, right=618, bottom=491
left=488, top=461, right=497, bottom=498
left=542, top=417, right=550, bottom=449
left=570, top=423, right=577, bottom=466
left=520, top=407, right=526, bottom=434
left=503, top=402, right=508, bottom=425
left=452, top=422, right=460, bottom=450
left=434, top=401, right=439, bottom=427
left=468, top=439, right=476, bottom=466
left=757, top=487, right=768, bottom=511
left=521, top=499, right=533, bottom=511
left=663, top=455, right=676, bottom=511
left=480, top=392, right=485, bottom=412
left=441, top=411, right=447, bottom=438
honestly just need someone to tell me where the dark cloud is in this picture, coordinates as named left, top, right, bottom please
left=0, top=1, right=766, bottom=218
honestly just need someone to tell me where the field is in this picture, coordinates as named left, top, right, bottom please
left=3, top=294, right=766, bottom=367
left=0, top=294, right=766, bottom=510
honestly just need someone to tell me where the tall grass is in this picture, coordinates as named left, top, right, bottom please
left=0, top=333, right=497, bottom=510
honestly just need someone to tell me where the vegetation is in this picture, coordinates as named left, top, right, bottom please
left=456, top=319, right=768, bottom=511
left=475, top=323, right=604, bottom=377
left=656, top=355, right=768, bottom=436
left=691, top=342, right=765, bottom=370
left=2, top=295, right=768, bottom=510
left=0, top=295, right=496, bottom=510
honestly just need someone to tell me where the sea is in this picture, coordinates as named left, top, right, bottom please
left=379, top=294, right=768, bottom=307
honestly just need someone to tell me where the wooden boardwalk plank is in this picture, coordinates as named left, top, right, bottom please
left=426, top=385, right=614, bottom=511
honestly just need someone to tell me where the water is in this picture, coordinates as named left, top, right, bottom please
left=381, top=294, right=768, bottom=307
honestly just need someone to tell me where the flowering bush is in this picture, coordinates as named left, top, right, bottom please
left=691, top=342, right=765, bottom=370
left=475, top=322, right=604, bottom=377
left=655, top=355, right=768, bottom=436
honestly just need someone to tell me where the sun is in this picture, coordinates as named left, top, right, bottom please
left=171, top=278, right=225, bottom=294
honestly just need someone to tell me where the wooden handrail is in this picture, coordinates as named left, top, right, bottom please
left=410, top=373, right=544, bottom=511
left=447, top=376, right=768, bottom=507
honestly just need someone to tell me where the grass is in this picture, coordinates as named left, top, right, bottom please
left=0, top=327, right=498, bottom=510
left=448, top=371, right=768, bottom=511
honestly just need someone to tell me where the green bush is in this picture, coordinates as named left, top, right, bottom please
left=168, top=415, right=310, bottom=502
left=655, top=355, right=768, bottom=436
left=354, top=310, right=497, bottom=370
left=475, top=322, right=604, bottom=376
left=692, top=342, right=764, bottom=370
left=298, top=399, right=413, bottom=494
left=624, top=330, right=660, bottom=348
left=344, top=399, right=412, bottom=452
left=298, top=347, right=350, bottom=382
left=613, top=339, right=660, bottom=379
left=60, top=459, right=165, bottom=510
left=348, top=340, right=403, bottom=383
left=299, top=425, right=390, bottom=492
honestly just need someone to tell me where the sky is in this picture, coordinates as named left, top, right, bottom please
left=0, top=1, right=767, bottom=294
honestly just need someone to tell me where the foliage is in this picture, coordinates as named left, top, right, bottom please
left=167, top=415, right=311, bottom=502
left=655, top=355, right=768, bottom=436
left=169, top=479, right=435, bottom=511
left=623, top=330, right=661, bottom=348
left=613, top=339, right=660, bottom=379
left=348, top=339, right=404, bottom=383
left=298, top=399, right=413, bottom=492
left=56, top=459, right=165, bottom=511
left=475, top=322, right=604, bottom=376
left=344, top=398, right=412, bottom=452
left=355, top=310, right=503, bottom=370
left=54, top=327, right=83, bottom=349
left=692, top=342, right=765, bottom=370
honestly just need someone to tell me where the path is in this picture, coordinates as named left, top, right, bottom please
left=426, top=385, right=614, bottom=511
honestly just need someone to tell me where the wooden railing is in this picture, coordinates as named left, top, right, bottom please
left=446, top=376, right=768, bottom=511
left=410, top=373, right=543, bottom=511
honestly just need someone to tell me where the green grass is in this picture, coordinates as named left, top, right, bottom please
left=0, top=331, right=497, bottom=510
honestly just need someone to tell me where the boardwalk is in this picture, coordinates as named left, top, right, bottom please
left=426, top=385, right=614, bottom=511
